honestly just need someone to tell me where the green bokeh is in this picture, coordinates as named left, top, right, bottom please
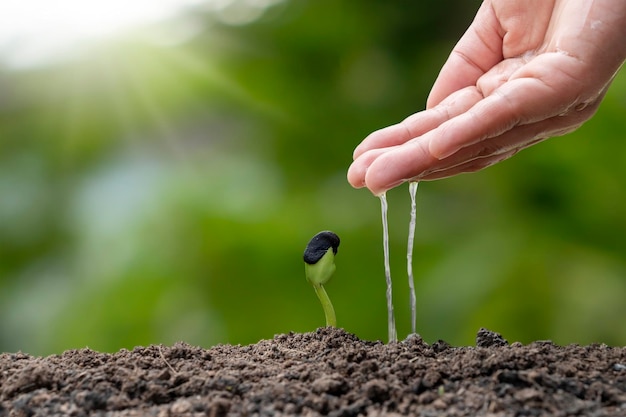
left=1, top=0, right=625, bottom=355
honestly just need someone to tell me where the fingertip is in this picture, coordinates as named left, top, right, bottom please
left=347, top=155, right=371, bottom=189
left=353, top=122, right=412, bottom=160
left=346, top=166, right=366, bottom=189
left=363, top=152, right=405, bottom=196
left=352, top=129, right=382, bottom=160
left=366, top=176, right=405, bottom=197
left=363, top=137, right=441, bottom=194
left=348, top=154, right=394, bottom=195
left=352, top=144, right=366, bottom=161
left=346, top=168, right=363, bottom=189
left=368, top=180, right=404, bottom=197
left=425, top=89, right=443, bottom=110
left=347, top=147, right=391, bottom=190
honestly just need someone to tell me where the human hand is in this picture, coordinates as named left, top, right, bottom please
left=348, top=0, right=626, bottom=195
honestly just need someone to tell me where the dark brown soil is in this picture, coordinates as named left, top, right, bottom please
left=1, top=328, right=625, bottom=416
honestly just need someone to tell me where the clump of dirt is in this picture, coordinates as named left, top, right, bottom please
left=1, top=327, right=625, bottom=416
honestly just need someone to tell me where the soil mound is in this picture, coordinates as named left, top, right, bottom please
left=1, top=327, right=625, bottom=416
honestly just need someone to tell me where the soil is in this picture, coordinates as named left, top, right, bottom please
left=1, top=327, right=625, bottom=416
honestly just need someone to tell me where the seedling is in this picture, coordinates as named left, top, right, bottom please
left=303, top=231, right=340, bottom=327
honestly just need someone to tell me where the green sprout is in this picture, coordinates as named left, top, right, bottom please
left=303, top=231, right=340, bottom=327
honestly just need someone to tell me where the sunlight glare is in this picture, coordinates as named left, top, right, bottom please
left=0, top=0, right=205, bottom=69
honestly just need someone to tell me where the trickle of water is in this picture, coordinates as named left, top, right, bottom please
left=407, top=182, right=419, bottom=335
left=380, top=192, right=397, bottom=343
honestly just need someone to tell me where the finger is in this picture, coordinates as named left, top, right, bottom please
left=414, top=106, right=596, bottom=181
left=419, top=149, right=519, bottom=180
left=349, top=87, right=482, bottom=190
left=347, top=147, right=396, bottom=189
left=429, top=53, right=586, bottom=160
left=362, top=105, right=594, bottom=192
left=361, top=132, right=525, bottom=193
left=352, top=86, right=483, bottom=160
left=362, top=127, right=536, bottom=193
left=428, top=0, right=556, bottom=108
left=426, top=1, right=503, bottom=108
left=361, top=139, right=438, bottom=196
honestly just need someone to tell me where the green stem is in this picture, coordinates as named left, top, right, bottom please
left=313, top=284, right=336, bottom=327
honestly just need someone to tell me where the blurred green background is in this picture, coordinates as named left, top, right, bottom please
left=1, top=0, right=625, bottom=356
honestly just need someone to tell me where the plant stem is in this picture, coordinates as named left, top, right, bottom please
left=313, top=284, right=336, bottom=327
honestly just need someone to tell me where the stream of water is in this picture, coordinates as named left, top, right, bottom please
left=407, top=182, right=419, bottom=335
left=379, top=192, right=397, bottom=343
